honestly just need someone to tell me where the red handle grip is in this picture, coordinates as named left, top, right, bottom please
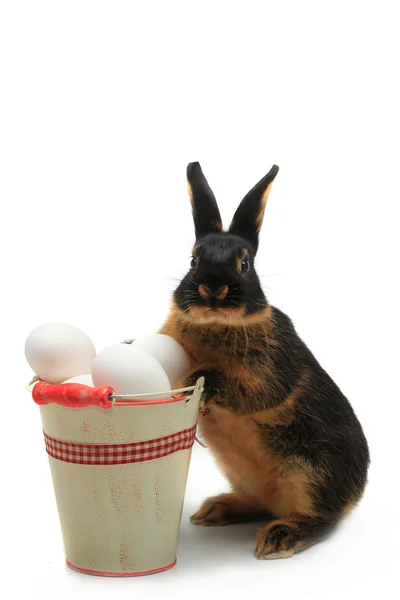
left=32, top=382, right=115, bottom=410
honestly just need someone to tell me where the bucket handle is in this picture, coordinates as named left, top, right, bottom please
left=26, top=377, right=204, bottom=409
left=110, top=385, right=196, bottom=400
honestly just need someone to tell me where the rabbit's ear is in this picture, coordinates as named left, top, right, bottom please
left=229, top=165, right=279, bottom=252
left=187, top=162, right=223, bottom=239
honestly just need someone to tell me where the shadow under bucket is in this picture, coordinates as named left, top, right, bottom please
left=29, top=377, right=204, bottom=576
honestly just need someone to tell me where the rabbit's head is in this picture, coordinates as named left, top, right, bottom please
left=174, top=162, right=279, bottom=325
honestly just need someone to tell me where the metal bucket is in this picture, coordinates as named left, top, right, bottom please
left=29, top=377, right=204, bottom=576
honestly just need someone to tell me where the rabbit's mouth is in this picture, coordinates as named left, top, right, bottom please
left=174, top=275, right=268, bottom=323
left=201, top=297, right=228, bottom=310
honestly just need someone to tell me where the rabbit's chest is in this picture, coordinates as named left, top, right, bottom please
left=197, top=404, right=279, bottom=502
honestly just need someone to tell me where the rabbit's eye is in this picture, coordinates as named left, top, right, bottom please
left=241, top=260, right=250, bottom=273
left=190, top=257, right=197, bottom=269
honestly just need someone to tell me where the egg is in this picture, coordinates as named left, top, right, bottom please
left=133, top=334, right=190, bottom=389
left=25, top=322, right=96, bottom=384
left=62, top=374, right=94, bottom=387
left=91, top=343, right=171, bottom=398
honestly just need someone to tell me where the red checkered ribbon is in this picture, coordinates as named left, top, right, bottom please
left=43, top=426, right=197, bottom=465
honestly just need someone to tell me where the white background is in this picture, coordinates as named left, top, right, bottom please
left=1, top=1, right=399, bottom=598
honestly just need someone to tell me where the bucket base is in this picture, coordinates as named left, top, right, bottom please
left=66, top=558, right=177, bottom=577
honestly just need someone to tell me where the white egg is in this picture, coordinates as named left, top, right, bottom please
left=133, top=334, right=190, bottom=389
left=62, top=374, right=94, bottom=387
left=25, top=322, right=96, bottom=385
left=91, top=343, right=171, bottom=399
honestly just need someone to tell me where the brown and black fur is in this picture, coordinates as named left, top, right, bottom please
left=159, top=162, right=370, bottom=559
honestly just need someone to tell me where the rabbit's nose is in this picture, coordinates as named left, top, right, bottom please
left=198, top=284, right=228, bottom=300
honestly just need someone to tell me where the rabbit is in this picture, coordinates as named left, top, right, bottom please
left=159, top=162, right=370, bottom=560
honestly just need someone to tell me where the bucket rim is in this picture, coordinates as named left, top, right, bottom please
left=66, top=557, right=177, bottom=577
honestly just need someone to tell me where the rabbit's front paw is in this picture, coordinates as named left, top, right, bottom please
left=184, top=369, right=223, bottom=401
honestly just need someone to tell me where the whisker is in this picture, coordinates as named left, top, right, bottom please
left=224, top=312, right=232, bottom=343
left=240, top=317, right=249, bottom=356
left=234, top=323, right=238, bottom=355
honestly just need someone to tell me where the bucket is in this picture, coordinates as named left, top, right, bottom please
left=29, top=376, right=204, bottom=577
